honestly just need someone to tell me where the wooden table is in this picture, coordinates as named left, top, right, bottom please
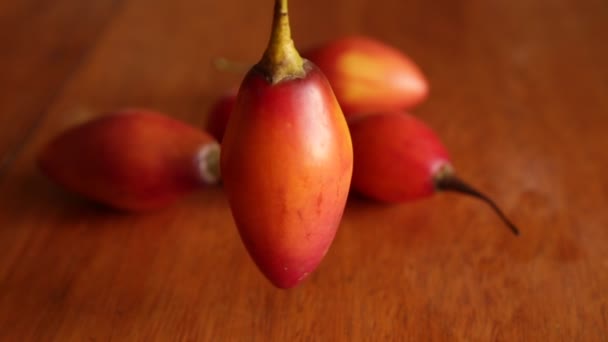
left=1, top=0, right=607, bottom=340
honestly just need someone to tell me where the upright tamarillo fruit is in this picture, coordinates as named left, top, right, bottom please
left=38, top=109, right=221, bottom=212
left=220, top=0, right=353, bottom=288
left=304, top=36, right=428, bottom=116
left=348, top=112, right=519, bottom=235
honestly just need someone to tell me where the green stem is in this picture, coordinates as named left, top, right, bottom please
left=257, top=0, right=305, bottom=84
left=213, top=57, right=251, bottom=73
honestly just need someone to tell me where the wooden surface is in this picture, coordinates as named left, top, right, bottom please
left=1, top=0, right=607, bottom=340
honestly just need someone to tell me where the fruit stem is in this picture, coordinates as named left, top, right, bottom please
left=213, top=57, right=251, bottom=73
left=434, top=169, right=520, bottom=236
left=257, top=0, right=305, bottom=84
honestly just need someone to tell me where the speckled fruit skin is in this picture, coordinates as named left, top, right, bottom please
left=220, top=62, right=353, bottom=289
left=349, top=112, right=449, bottom=202
left=38, top=110, right=218, bottom=212
left=305, top=36, right=428, bottom=116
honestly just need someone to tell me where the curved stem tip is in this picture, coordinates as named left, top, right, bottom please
left=435, top=174, right=520, bottom=236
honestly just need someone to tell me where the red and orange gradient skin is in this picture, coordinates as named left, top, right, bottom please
left=221, top=63, right=353, bottom=288
left=38, top=110, right=219, bottom=212
left=305, top=36, right=428, bottom=116
left=349, top=112, right=450, bottom=202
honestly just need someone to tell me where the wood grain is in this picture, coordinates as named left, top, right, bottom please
left=0, top=0, right=607, bottom=340
left=0, top=0, right=123, bottom=177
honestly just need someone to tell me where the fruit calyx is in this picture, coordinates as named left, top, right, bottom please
left=196, top=142, right=221, bottom=185
left=433, top=163, right=520, bottom=236
left=256, top=0, right=306, bottom=84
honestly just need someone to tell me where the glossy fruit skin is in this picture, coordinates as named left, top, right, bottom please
left=304, top=35, right=428, bottom=116
left=349, top=112, right=449, bottom=202
left=39, top=110, right=219, bottom=212
left=221, top=62, right=353, bottom=288
left=206, top=88, right=237, bottom=142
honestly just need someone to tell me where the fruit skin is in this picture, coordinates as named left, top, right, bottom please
left=304, top=35, right=428, bottom=116
left=206, top=88, right=237, bottom=142
left=38, top=110, right=220, bottom=212
left=221, top=62, right=353, bottom=288
left=348, top=111, right=449, bottom=202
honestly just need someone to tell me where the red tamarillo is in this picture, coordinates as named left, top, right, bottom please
left=348, top=112, right=519, bottom=235
left=305, top=35, right=428, bottom=116
left=220, top=0, right=353, bottom=288
left=38, top=110, right=220, bottom=212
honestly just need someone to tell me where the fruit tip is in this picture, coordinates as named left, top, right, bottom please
left=195, top=142, right=222, bottom=185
